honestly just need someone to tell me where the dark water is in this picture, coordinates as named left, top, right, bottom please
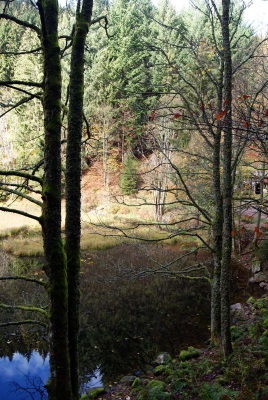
left=0, top=247, right=214, bottom=396
left=0, top=351, right=49, bottom=399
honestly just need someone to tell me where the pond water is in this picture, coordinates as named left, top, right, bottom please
left=0, top=351, right=102, bottom=400
left=0, top=351, right=49, bottom=399
left=0, top=247, right=215, bottom=395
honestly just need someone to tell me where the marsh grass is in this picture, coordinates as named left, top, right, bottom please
left=2, top=235, right=44, bottom=257
left=1, top=219, right=202, bottom=256
left=80, top=234, right=120, bottom=250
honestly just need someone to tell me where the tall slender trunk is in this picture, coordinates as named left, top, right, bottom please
left=211, top=131, right=223, bottom=344
left=65, top=1, right=93, bottom=398
left=221, top=0, right=233, bottom=358
left=37, top=0, right=72, bottom=398
left=211, top=62, right=224, bottom=345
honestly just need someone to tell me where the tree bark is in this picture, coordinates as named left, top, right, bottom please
left=220, top=0, right=233, bottom=358
left=37, top=0, right=72, bottom=398
left=211, top=62, right=224, bottom=345
left=65, top=1, right=93, bottom=398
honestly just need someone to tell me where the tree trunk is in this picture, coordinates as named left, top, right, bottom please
left=211, top=62, right=224, bottom=345
left=65, top=1, right=93, bottom=398
left=38, top=0, right=72, bottom=398
left=220, top=0, right=233, bottom=358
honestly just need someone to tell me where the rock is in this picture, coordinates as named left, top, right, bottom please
left=120, top=375, right=137, bottom=384
left=152, top=352, right=171, bottom=366
left=259, top=282, right=268, bottom=290
left=253, top=272, right=267, bottom=283
left=252, top=260, right=261, bottom=274
left=231, top=303, right=243, bottom=312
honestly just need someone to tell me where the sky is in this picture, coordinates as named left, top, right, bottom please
left=153, top=0, right=268, bottom=34
left=57, top=0, right=268, bottom=34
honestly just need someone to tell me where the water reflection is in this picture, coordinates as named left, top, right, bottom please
left=0, top=350, right=102, bottom=400
left=0, top=351, right=49, bottom=399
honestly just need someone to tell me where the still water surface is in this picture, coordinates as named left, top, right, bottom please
left=0, top=351, right=49, bottom=399
left=0, top=351, right=102, bottom=399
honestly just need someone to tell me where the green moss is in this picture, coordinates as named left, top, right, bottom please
left=179, top=346, right=200, bottom=361
left=87, top=387, right=105, bottom=398
left=231, top=325, right=245, bottom=341
left=132, top=377, right=142, bottom=387
left=147, top=380, right=166, bottom=390
left=154, top=365, right=167, bottom=376
left=136, top=380, right=170, bottom=400
left=42, top=181, right=61, bottom=201
left=254, top=297, right=268, bottom=309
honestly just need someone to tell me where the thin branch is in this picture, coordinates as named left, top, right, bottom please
left=1, top=47, right=42, bottom=55
left=0, top=320, right=47, bottom=328
left=0, top=13, right=41, bottom=35
left=0, top=206, right=41, bottom=223
left=0, top=186, right=42, bottom=206
left=0, top=80, right=42, bottom=88
left=0, top=276, right=46, bottom=286
left=0, top=182, right=42, bottom=195
left=0, top=303, right=48, bottom=318
left=0, top=170, right=42, bottom=184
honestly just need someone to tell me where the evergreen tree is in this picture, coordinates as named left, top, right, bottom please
left=120, top=153, right=140, bottom=194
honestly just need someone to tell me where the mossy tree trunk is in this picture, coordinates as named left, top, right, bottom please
left=211, top=130, right=223, bottom=344
left=65, top=1, right=93, bottom=399
left=220, top=0, right=233, bottom=358
left=211, top=63, right=224, bottom=345
left=37, top=0, right=72, bottom=398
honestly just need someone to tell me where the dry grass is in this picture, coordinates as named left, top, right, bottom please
left=2, top=235, right=44, bottom=257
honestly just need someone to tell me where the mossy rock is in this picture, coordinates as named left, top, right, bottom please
left=254, top=297, right=268, bottom=309
left=147, top=380, right=166, bottom=390
left=231, top=325, right=244, bottom=341
left=87, top=387, right=105, bottom=399
left=132, top=377, right=143, bottom=388
left=170, top=378, right=189, bottom=392
left=247, top=296, right=255, bottom=305
left=137, top=381, right=170, bottom=400
left=148, top=387, right=171, bottom=400
left=154, top=365, right=167, bottom=376
left=179, top=346, right=200, bottom=361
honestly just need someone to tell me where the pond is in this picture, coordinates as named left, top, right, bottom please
left=0, top=245, right=215, bottom=396
left=0, top=350, right=102, bottom=399
left=0, top=351, right=49, bottom=400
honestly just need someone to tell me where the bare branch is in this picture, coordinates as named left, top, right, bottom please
left=0, top=206, right=41, bottom=223
left=0, top=303, right=48, bottom=317
left=0, top=186, right=42, bottom=206
left=0, top=276, right=46, bottom=286
left=0, top=80, right=42, bottom=88
left=0, top=13, right=40, bottom=35
left=0, top=320, right=47, bottom=328
left=0, top=170, right=42, bottom=184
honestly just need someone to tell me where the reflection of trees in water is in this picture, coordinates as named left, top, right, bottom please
left=0, top=255, right=48, bottom=360
left=79, top=244, right=211, bottom=382
left=0, top=248, right=211, bottom=384
left=11, top=372, right=48, bottom=400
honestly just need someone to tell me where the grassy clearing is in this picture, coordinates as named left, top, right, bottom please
left=1, top=222, right=202, bottom=257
